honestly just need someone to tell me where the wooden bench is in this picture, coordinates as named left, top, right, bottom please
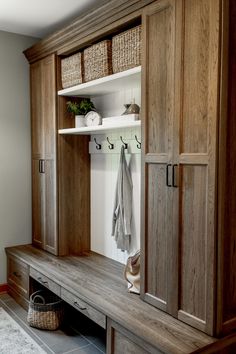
left=5, top=245, right=236, bottom=354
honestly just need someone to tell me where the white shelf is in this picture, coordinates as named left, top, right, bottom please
left=58, top=121, right=141, bottom=135
left=58, top=66, right=141, bottom=97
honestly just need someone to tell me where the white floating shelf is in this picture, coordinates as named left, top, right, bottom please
left=58, top=121, right=141, bottom=135
left=58, top=66, right=141, bottom=97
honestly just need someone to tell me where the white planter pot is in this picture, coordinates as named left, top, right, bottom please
left=75, top=115, right=85, bottom=128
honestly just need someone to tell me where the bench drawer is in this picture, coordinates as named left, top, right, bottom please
left=30, top=267, right=60, bottom=296
left=61, top=288, right=106, bottom=329
left=7, top=255, right=29, bottom=298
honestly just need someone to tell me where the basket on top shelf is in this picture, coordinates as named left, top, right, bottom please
left=84, top=40, right=112, bottom=82
left=112, top=25, right=141, bottom=74
left=27, top=290, right=64, bottom=330
left=61, top=52, right=84, bottom=89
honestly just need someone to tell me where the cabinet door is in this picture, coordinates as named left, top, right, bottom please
left=32, top=159, right=45, bottom=248
left=41, top=55, right=56, bottom=159
left=31, top=61, right=43, bottom=158
left=107, top=319, right=163, bottom=354
left=31, top=54, right=58, bottom=255
left=31, top=55, right=56, bottom=159
left=44, top=159, right=58, bottom=255
left=173, top=0, right=220, bottom=335
left=141, top=0, right=177, bottom=314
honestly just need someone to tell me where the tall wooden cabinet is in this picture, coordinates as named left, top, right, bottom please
left=31, top=55, right=57, bottom=254
left=141, top=0, right=236, bottom=337
left=30, top=54, right=90, bottom=256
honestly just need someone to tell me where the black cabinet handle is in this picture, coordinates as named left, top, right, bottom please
left=74, top=301, right=86, bottom=311
left=39, top=159, right=45, bottom=173
left=172, top=164, right=178, bottom=188
left=166, top=164, right=172, bottom=187
left=41, top=160, right=45, bottom=174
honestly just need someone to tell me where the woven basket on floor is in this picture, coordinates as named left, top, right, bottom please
left=27, top=290, right=64, bottom=330
left=112, top=25, right=141, bottom=73
left=61, top=52, right=83, bottom=88
left=84, top=40, right=112, bottom=82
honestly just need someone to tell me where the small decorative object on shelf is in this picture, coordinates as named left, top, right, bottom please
left=61, top=52, right=83, bottom=88
left=122, top=99, right=140, bottom=115
left=66, top=99, right=95, bottom=128
left=85, top=111, right=102, bottom=127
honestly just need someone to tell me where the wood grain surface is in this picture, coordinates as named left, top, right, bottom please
left=5, top=245, right=217, bottom=354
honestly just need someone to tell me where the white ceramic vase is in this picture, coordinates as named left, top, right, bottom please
left=75, top=115, right=85, bottom=128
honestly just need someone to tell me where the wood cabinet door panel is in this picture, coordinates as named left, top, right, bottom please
left=107, top=319, right=163, bottom=354
left=44, top=159, right=58, bottom=255
left=32, top=159, right=45, bottom=248
left=173, top=0, right=221, bottom=335
left=178, top=165, right=208, bottom=329
left=141, top=0, right=177, bottom=315
left=31, top=61, right=43, bottom=158
left=31, top=54, right=58, bottom=255
left=142, top=0, right=175, bottom=157
left=143, top=164, right=170, bottom=310
left=42, top=55, right=56, bottom=159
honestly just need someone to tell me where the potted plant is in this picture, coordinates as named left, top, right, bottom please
left=66, top=99, right=95, bottom=127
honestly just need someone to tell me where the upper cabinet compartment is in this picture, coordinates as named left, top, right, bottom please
left=31, top=55, right=57, bottom=159
left=58, top=24, right=142, bottom=97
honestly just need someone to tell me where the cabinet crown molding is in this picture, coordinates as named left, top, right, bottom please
left=23, top=0, right=155, bottom=64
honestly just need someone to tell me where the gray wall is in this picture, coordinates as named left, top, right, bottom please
left=0, top=31, right=38, bottom=283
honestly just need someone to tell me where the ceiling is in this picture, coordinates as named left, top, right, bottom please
left=0, top=0, right=103, bottom=38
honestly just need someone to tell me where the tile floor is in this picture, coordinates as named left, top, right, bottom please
left=0, top=293, right=106, bottom=354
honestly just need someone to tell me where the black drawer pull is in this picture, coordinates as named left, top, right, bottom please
left=37, top=277, right=49, bottom=286
left=13, top=271, right=21, bottom=278
left=74, top=301, right=86, bottom=311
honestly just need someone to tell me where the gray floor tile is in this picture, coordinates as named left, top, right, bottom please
left=40, top=343, right=55, bottom=354
left=36, top=326, right=89, bottom=354
left=67, top=312, right=106, bottom=353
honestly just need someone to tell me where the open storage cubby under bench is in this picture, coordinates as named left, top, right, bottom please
left=6, top=244, right=236, bottom=354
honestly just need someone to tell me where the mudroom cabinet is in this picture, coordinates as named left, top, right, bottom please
left=30, top=54, right=90, bottom=256
left=141, top=0, right=236, bottom=337
left=24, top=0, right=236, bottom=345
left=31, top=55, right=57, bottom=254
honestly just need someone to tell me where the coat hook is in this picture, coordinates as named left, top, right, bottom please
left=120, top=136, right=128, bottom=149
left=94, top=137, right=102, bottom=150
left=106, top=137, right=114, bottom=150
left=135, top=135, right=141, bottom=149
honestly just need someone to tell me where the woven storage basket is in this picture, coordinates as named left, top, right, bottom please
left=84, top=40, right=112, bottom=82
left=61, top=52, right=83, bottom=89
left=112, top=25, right=141, bottom=73
left=27, top=290, right=64, bottom=330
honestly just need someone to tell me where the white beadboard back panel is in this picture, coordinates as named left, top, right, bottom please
left=91, top=87, right=141, bottom=264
